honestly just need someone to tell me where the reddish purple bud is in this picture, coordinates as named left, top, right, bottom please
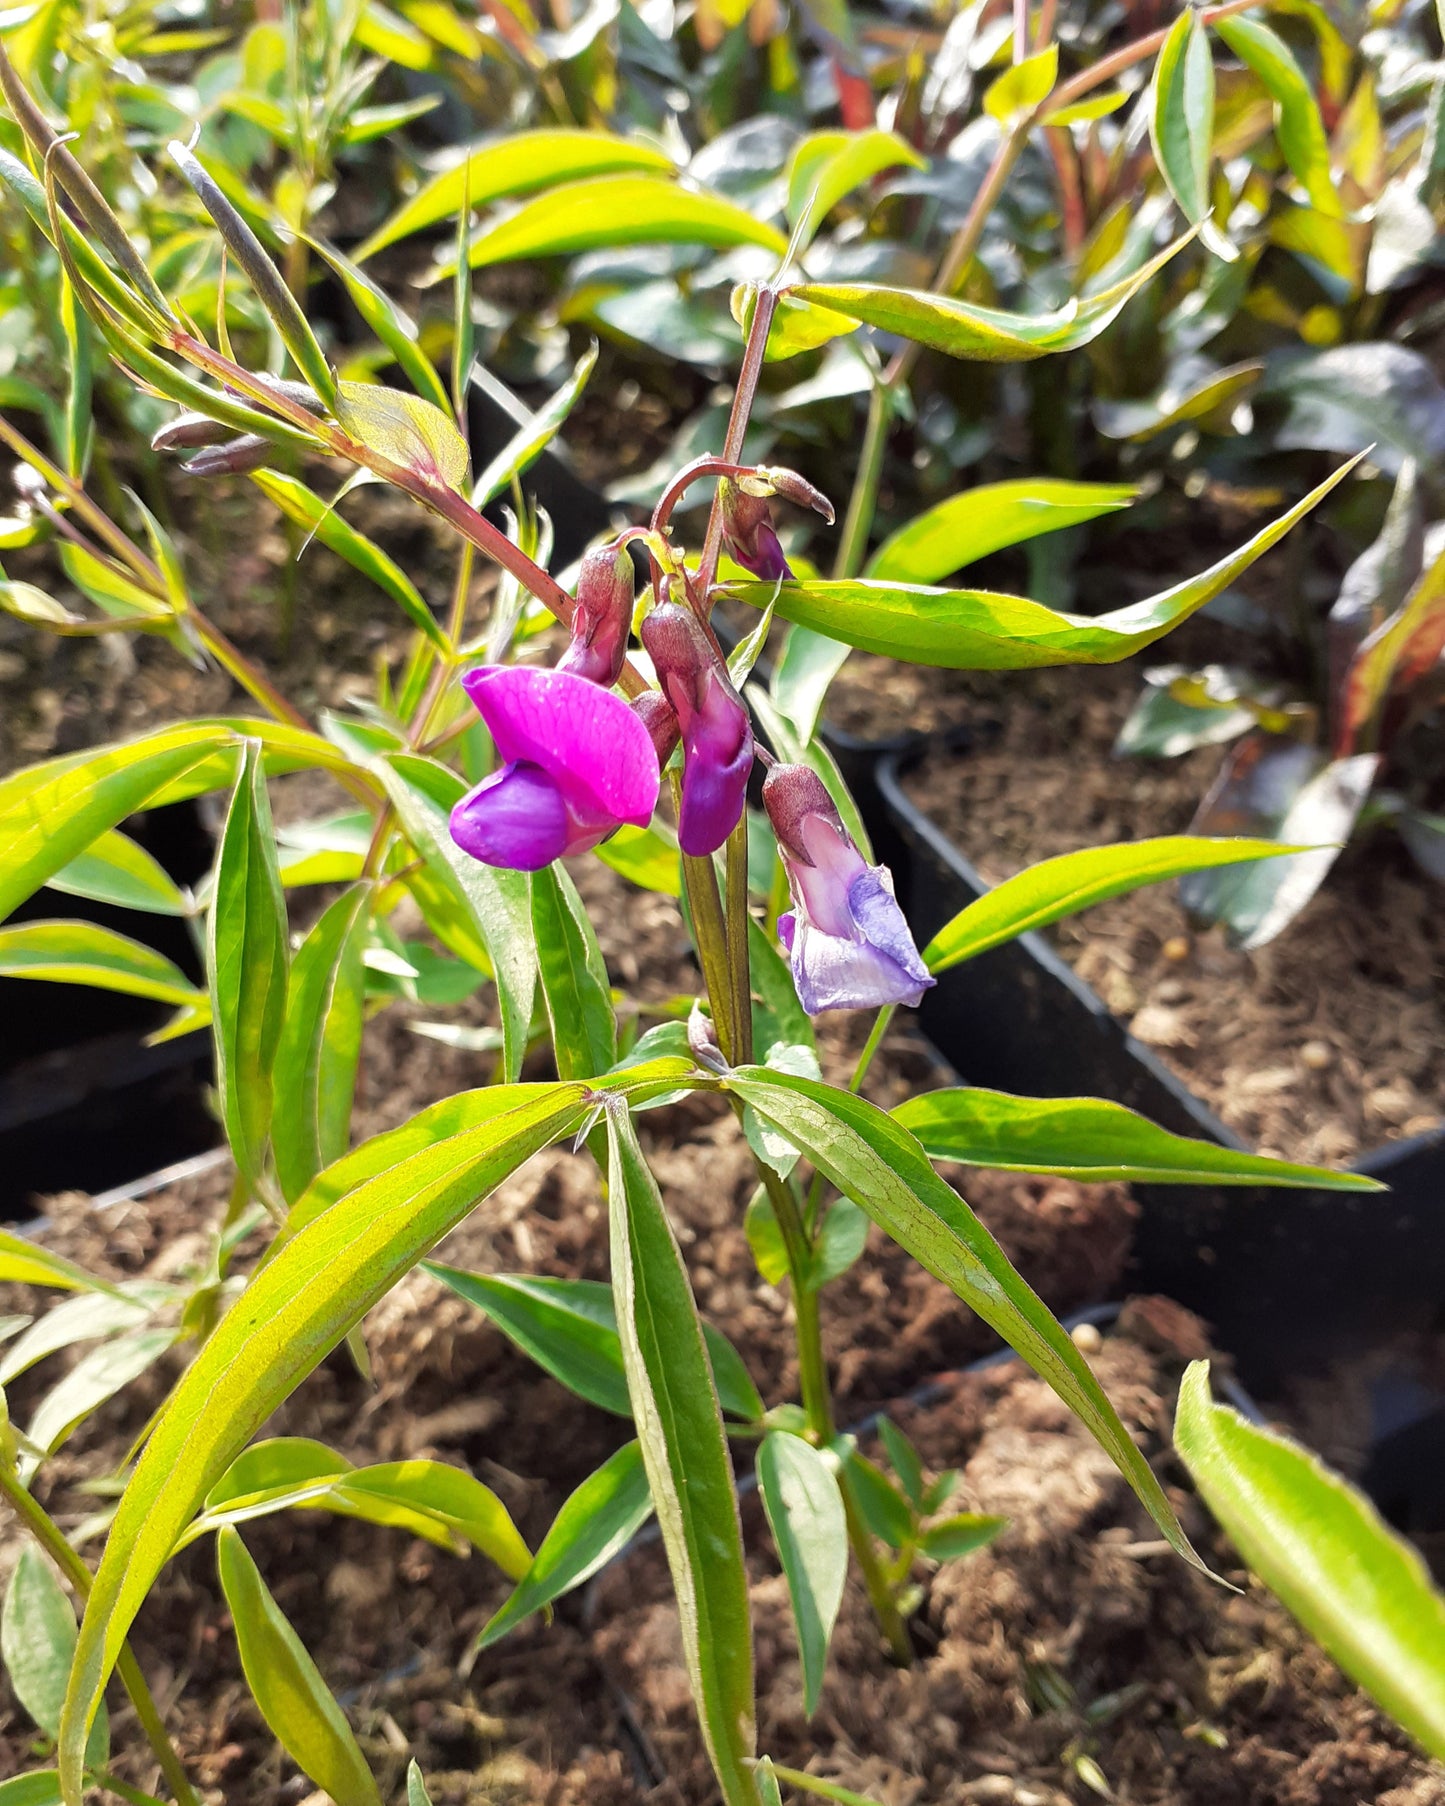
left=718, top=476, right=792, bottom=582
left=556, top=541, right=635, bottom=687
left=762, top=762, right=933, bottom=1015
left=450, top=665, right=660, bottom=871
left=179, top=435, right=272, bottom=478
left=632, top=689, right=681, bottom=766
left=640, top=600, right=754, bottom=857
left=760, top=467, right=835, bottom=523
left=152, top=411, right=232, bottom=452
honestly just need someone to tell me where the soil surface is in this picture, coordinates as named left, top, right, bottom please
left=901, top=662, right=1445, bottom=1167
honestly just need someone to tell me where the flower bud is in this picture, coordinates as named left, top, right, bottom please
left=152, top=411, right=233, bottom=452
left=718, top=476, right=791, bottom=582
left=180, top=435, right=272, bottom=478
left=632, top=689, right=681, bottom=767
left=640, top=600, right=754, bottom=856
left=557, top=540, right=635, bottom=687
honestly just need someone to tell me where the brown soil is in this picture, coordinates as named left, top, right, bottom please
left=901, top=663, right=1445, bottom=1167
left=595, top=1321, right=1445, bottom=1806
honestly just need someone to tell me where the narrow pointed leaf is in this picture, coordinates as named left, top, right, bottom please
left=0, top=1232, right=131, bottom=1300
left=530, top=863, right=617, bottom=1080
left=721, top=460, right=1359, bottom=668
left=606, top=1105, right=756, bottom=1805
left=59, top=1083, right=592, bottom=1798
left=785, top=130, right=924, bottom=257
left=725, top=1071, right=1209, bottom=1573
left=1176, top=1362, right=1445, bottom=1759
left=209, top=742, right=289, bottom=1195
left=306, top=238, right=450, bottom=416
left=865, top=480, right=1138, bottom=585
left=2, top=1549, right=108, bottom=1764
left=922, top=834, right=1305, bottom=971
left=477, top=1441, right=653, bottom=1649
left=1150, top=11, right=1226, bottom=251
left=356, top=131, right=677, bottom=262
left=217, top=1528, right=382, bottom=1806
left=0, top=922, right=202, bottom=1008
left=333, top=1463, right=530, bottom=1576
left=895, top=1087, right=1383, bottom=1190
left=1214, top=15, right=1341, bottom=217
left=472, top=342, right=597, bottom=508
left=47, top=831, right=187, bottom=917
left=757, top=1433, right=848, bottom=1716
left=272, top=885, right=370, bottom=1206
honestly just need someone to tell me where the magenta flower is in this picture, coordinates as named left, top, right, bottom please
left=640, top=600, right=753, bottom=857
left=719, top=476, right=792, bottom=581
left=763, top=763, right=934, bottom=1015
left=450, top=666, right=659, bottom=870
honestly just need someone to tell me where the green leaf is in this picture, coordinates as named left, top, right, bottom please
left=1175, top=1363, right=1445, bottom=1759
left=307, top=238, right=450, bottom=416
left=839, top=1447, right=911, bottom=1550
left=56, top=546, right=169, bottom=625
left=770, top=626, right=850, bottom=747
left=922, top=834, right=1304, bottom=971
left=0, top=1233, right=132, bottom=1301
left=272, top=885, right=370, bottom=1206
left=725, top=1070, right=1208, bottom=1574
left=380, top=754, right=536, bottom=1082
left=250, top=470, right=447, bottom=650
left=47, top=831, right=187, bottom=917
left=334, top=1462, right=531, bottom=1576
left=216, top=1528, right=383, bottom=1806
left=0, top=1773, right=63, bottom=1805
left=477, top=1441, right=653, bottom=1649
left=355, top=131, right=678, bottom=262
left=333, top=381, right=470, bottom=495
left=209, top=741, right=289, bottom=1197
left=1214, top=15, right=1341, bottom=218
left=2, top=1549, right=108, bottom=1763
left=757, top=1433, right=848, bottom=1716
left=59, top=1083, right=593, bottom=1797
left=0, top=1286, right=166, bottom=1387
left=0, top=724, right=234, bottom=923
left=472, top=342, right=598, bottom=508
left=757, top=1764, right=887, bottom=1806
left=424, top=1269, right=764, bottom=1422
left=595, top=823, right=682, bottom=898
left=876, top=1416, right=923, bottom=1508
left=720, top=459, right=1359, bottom=668
left=23, top=1328, right=178, bottom=1473
left=983, top=44, right=1058, bottom=125
left=530, top=862, right=617, bottom=1080
left=786, top=234, right=1189, bottom=363
left=1150, top=11, right=1230, bottom=256
left=406, top=1762, right=433, bottom=1806
left=58, top=274, right=91, bottom=483
left=894, top=1087, right=1383, bottom=1190
left=864, top=480, right=1138, bottom=586
left=0, top=922, right=202, bottom=1010
left=918, top=1512, right=1007, bottom=1562
left=457, top=176, right=788, bottom=271
left=1043, top=90, right=1128, bottom=126
left=784, top=130, right=924, bottom=258
left=605, top=1104, right=756, bottom=1805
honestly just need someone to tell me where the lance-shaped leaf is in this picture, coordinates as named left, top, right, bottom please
left=0, top=1232, right=131, bottom=1300
left=425, top=1268, right=763, bottom=1421
left=784, top=130, right=924, bottom=259
left=23, top=1327, right=179, bottom=1476
left=169, top=143, right=337, bottom=407
left=1176, top=1363, right=1445, bottom=1760
left=757, top=1432, right=848, bottom=1717
left=58, top=275, right=91, bottom=482
left=786, top=235, right=1190, bottom=362
left=865, top=480, right=1138, bottom=585
left=922, top=834, right=1304, bottom=972
left=306, top=238, right=450, bottom=416
left=1214, top=15, right=1341, bottom=218
left=48, top=830, right=188, bottom=917
left=272, top=885, right=370, bottom=1206
left=449, top=175, right=788, bottom=272
left=983, top=44, right=1058, bottom=126
left=250, top=469, right=448, bottom=650
left=472, top=342, right=598, bottom=509
left=379, top=754, right=536, bottom=1082
left=530, top=863, right=617, bottom=1080
left=0, top=922, right=203, bottom=1009
left=58, top=1083, right=593, bottom=1799
left=355, top=130, right=678, bottom=262
left=333, top=381, right=470, bottom=495
left=217, top=1529, right=383, bottom=1806
left=209, top=742, right=289, bottom=1196
left=1338, top=541, right=1445, bottom=752
left=724, top=1069, right=1209, bottom=1574
left=1150, top=10, right=1233, bottom=259
left=606, top=1104, right=757, bottom=1806
left=895, top=1087, right=1383, bottom=1190
left=0, top=724, right=235, bottom=922
left=2, top=1549, right=108, bottom=1766
left=477, top=1441, right=653, bottom=1649
left=720, top=459, right=1358, bottom=668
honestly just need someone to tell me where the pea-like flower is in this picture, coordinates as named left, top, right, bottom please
left=450, top=666, right=659, bottom=871
left=718, top=468, right=834, bottom=582
left=640, top=600, right=753, bottom=857
left=763, top=762, right=934, bottom=1015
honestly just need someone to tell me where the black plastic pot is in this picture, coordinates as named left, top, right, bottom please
left=877, top=746, right=1445, bottom=1534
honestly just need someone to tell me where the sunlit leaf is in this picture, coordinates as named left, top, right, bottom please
left=865, top=480, right=1137, bottom=585
left=47, top=830, right=187, bottom=918
left=472, top=342, right=597, bottom=509
left=983, top=44, right=1057, bottom=126
left=1150, top=11, right=1233, bottom=258
left=1214, top=14, right=1341, bottom=218
left=333, top=380, right=470, bottom=495
left=0, top=922, right=202, bottom=1009
left=530, top=862, right=617, bottom=1079
left=784, top=130, right=924, bottom=259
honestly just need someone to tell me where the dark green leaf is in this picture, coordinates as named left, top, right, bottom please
left=531, top=863, right=617, bottom=1079
left=1, top=1549, right=108, bottom=1762
left=757, top=1433, right=847, bottom=1716
left=918, top=1512, right=1007, bottom=1562
left=876, top=1417, right=923, bottom=1508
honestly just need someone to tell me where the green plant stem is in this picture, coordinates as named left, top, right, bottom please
left=725, top=816, right=753, bottom=1066
left=831, top=379, right=893, bottom=579
left=804, top=1004, right=895, bottom=1231
left=680, top=839, right=737, bottom=1061
left=698, top=288, right=778, bottom=600
left=840, top=1484, right=914, bottom=1664
left=0, top=1465, right=200, bottom=1806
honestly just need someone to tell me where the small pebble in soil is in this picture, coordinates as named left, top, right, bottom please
left=1299, top=1039, right=1334, bottom=1071
left=1162, top=934, right=1192, bottom=962
left=1071, top=1321, right=1103, bottom=1354
left=1366, top=1080, right=1418, bottom=1127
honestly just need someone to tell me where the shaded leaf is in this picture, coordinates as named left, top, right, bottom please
left=1214, top=15, right=1341, bottom=217
left=46, top=831, right=187, bottom=917
left=1, top=1549, right=107, bottom=1761
left=473, top=342, right=598, bottom=509
left=757, top=1433, right=847, bottom=1716
left=1150, top=11, right=1230, bottom=256
left=918, top=1512, right=1007, bottom=1562
left=530, top=863, right=617, bottom=1079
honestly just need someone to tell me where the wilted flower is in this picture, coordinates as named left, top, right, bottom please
left=640, top=600, right=753, bottom=857
left=450, top=666, right=659, bottom=871
left=557, top=540, right=636, bottom=687
left=763, top=762, right=934, bottom=1015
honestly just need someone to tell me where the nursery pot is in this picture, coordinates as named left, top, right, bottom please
left=877, top=747, right=1445, bottom=1534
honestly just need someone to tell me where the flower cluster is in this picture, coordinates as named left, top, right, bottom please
left=447, top=481, right=931, bottom=1015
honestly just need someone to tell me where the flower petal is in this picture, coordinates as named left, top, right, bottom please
left=451, top=763, right=570, bottom=871
left=846, top=867, right=934, bottom=993
left=461, top=665, right=659, bottom=828
left=786, top=917, right=930, bottom=1014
